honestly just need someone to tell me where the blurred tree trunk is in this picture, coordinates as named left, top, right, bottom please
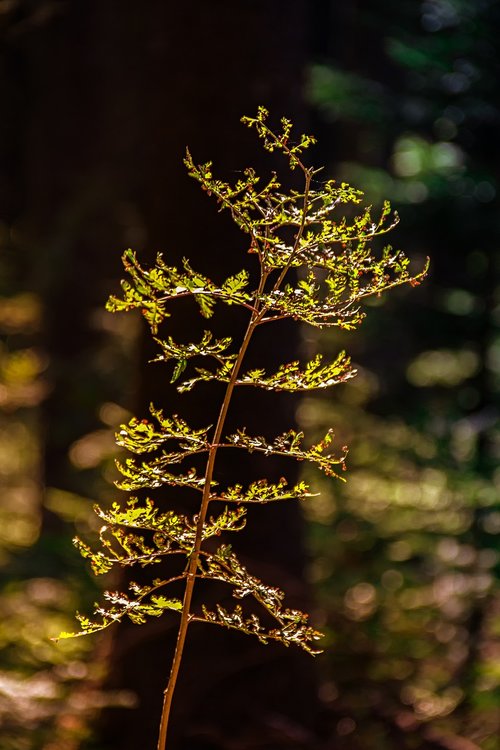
left=307, top=1, right=500, bottom=747
left=14, top=2, right=322, bottom=748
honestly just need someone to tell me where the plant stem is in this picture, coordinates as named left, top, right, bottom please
left=156, top=271, right=269, bottom=750
left=157, top=153, right=315, bottom=749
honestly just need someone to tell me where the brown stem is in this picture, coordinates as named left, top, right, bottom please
left=269, top=167, right=312, bottom=296
left=156, top=270, right=270, bottom=750
left=156, top=133, right=314, bottom=750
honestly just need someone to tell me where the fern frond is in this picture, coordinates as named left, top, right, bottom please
left=214, top=477, right=317, bottom=504
left=236, top=352, right=355, bottom=391
left=57, top=581, right=184, bottom=639
left=176, top=360, right=234, bottom=393
left=95, top=498, right=195, bottom=551
left=152, top=330, right=236, bottom=383
left=224, top=428, right=348, bottom=478
left=241, top=106, right=317, bottom=170
left=116, top=406, right=211, bottom=455
left=63, top=109, right=427, bottom=748
left=116, top=459, right=211, bottom=492
left=107, top=250, right=255, bottom=333
left=197, top=603, right=322, bottom=655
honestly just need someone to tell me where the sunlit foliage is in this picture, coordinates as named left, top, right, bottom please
left=61, top=109, right=424, bottom=745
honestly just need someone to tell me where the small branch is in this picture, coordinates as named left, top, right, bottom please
left=268, top=167, right=313, bottom=295
left=157, top=289, right=258, bottom=315
left=189, top=614, right=288, bottom=644
left=93, top=547, right=189, bottom=568
left=259, top=313, right=290, bottom=325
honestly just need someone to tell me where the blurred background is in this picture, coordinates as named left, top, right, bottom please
left=0, top=1, right=499, bottom=748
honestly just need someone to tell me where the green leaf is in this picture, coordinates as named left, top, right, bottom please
left=220, top=269, right=250, bottom=303
left=171, top=358, right=187, bottom=383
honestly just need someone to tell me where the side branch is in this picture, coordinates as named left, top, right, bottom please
left=221, top=428, right=348, bottom=479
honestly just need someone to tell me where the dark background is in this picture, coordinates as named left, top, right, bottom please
left=0, top=1, right=499, bottom=749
